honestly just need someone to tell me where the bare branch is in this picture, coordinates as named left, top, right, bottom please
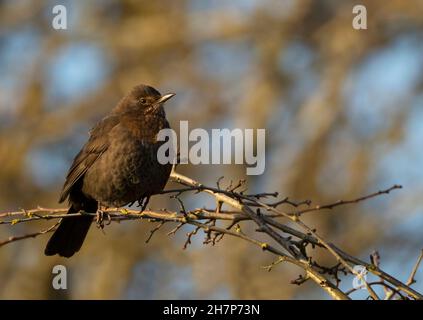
left=0, top=172, right=419, bottom=300
left=407, top=249, right=423, bottom=286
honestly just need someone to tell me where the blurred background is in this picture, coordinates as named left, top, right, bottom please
left=1, top=0, right=423, bottom=299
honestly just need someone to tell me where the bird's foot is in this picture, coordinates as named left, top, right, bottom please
left=96, top=208, right=111, bottom=230
left=137, top=196, right=150, bottom=213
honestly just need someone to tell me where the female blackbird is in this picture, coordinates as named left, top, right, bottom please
left=45, top=84, right=175, bottom=257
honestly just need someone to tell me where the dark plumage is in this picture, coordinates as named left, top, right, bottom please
left=45, top=84, right=175, bottom=258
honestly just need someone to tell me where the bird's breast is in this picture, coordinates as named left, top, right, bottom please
left=81, top=126, right=172, bottom=207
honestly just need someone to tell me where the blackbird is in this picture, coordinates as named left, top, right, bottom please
left=45, top=84, right=175, bottom=258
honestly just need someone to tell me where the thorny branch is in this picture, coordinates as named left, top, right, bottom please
left=0, top=171, right=422, bottom=300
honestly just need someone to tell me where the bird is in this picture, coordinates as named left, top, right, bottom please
left=45, top=84, right=175, bottom=258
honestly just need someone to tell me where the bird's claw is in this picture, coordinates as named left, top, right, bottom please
left=137, top=196, right=150, bottom=212
left=96, top=209, right=111, bottom=230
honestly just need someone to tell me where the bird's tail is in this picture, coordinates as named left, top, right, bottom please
left=44, top=205, right=94, bottom=258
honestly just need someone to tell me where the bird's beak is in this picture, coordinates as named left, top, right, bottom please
left=156, top=93, right=176, bottom=104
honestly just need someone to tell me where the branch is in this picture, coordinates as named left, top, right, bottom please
left=295, top=185, right=402, bottom=215
left=407, top=249, right=423, bottom=286
left=0, top=171, right=420, bottom=300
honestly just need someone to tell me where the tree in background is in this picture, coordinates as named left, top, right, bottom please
left=0, top=0, right=422, bottom=299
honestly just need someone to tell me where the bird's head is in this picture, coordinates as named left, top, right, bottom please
left=113, top=84, right=175, bottom=116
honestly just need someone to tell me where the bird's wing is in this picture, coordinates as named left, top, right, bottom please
left=59, top=115, right=120, bottom=203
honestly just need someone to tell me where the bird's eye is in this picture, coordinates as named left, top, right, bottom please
left=140, top=98, right=147, bottom=104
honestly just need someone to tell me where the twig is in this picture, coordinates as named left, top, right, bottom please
left=0, top=222, right=59, bottom=247
left=406, top=249, right=423, bottom=286
left=145, top=221, right=166, bottom=243
left=295, top=185, right=402, bottom=215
